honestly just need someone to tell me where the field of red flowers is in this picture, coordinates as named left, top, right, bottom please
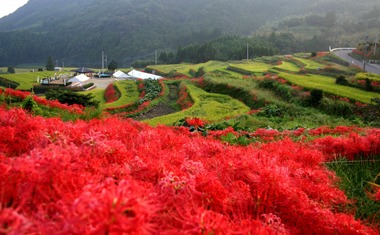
left=1, top=104, right=379, bottom=234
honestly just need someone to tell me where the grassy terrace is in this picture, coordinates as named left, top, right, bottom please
left=145, top=82, right=250, bottom=126
left=278, top=72, right=380, bottom=103
left=229, top=61, right=273, bottom=73
left=275, top=61, right=300, bottom=72
left=355, top=72, right=380, bottom=82
left=293, top=57, right=324, bottom=69
left=147, top=60, right=236, bottom=77
left=103, top=81, right=140, bottom=109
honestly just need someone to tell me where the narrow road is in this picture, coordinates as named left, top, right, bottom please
left=333, top=50, right=380, bottom=75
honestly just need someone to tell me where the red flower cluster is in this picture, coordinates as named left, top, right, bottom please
left=185, top=117, right=204, bottom=128
left=104, top=83, right=120, bottom=103
left=0, top=106, right=378, bottom=234
left=1, top=88, right=84, bottom=114
left=177, top=85, right=193, bottom=110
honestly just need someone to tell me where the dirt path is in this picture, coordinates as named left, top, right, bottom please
left=133, top=84, right=179, bottom=120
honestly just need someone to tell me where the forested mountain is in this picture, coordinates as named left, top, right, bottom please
left=0, top=0, right=379, bottom=67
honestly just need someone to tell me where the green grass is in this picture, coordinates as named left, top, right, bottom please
left=81, top=88, right=106, bottom=106
left=0, top=71, right=63, bottom=90
left=276, top=61, right=300, bottom=72
left=145, top=82, right=250, bottom=126
left=81, top=80, right=140, bottom=109
left=326, top=159, right=380, bottom=224
left=103, top=80, right=140, bottom=109
left=229, top=61, right=273, bottom=73
left=278, top=72, right=380, bottom=103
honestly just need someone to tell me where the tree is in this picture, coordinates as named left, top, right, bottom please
left=335, top=75, right=349, bottom=85
left=45, top=90, right=99, bottom=108
left=46, top=56, right=54, bottom=71
left=108, top=60, right=118, bottom=71
left=308, top=89, right=323, bottom=106
left=7, top=66, right=15, bottom=74
left=365, top=78, right=374, bottom=91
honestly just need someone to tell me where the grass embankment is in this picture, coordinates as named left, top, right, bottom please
left=277, top=72, right=380, bottom=104
left=145, top=81, right=250, bottom=126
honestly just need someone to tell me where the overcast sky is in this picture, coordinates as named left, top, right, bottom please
left=0, top=0, right=29, bottom=18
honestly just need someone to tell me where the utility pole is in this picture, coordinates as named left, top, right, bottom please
left=105, top=55, right=108, bottom=70
left=246, top=43, right=249, bottom=60
left=101, top=51, right=104, bottom=72
left=374, top=34, right=379, bottom=59
left=155, top=50, right=157, bottom=65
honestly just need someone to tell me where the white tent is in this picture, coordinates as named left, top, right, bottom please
left=68, top=74, right=90, bottom=83
left=127, top=69, right=162, bottom=80
left=113, top=70, right=131, bottom=78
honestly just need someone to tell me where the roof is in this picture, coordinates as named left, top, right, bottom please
left=68, top=74, right=90, bottom=83
left=113, top=70, right=131, bottom=78
left=70, top=67, right=94, bottom=73
left=127, top=69, right=162, bottom=80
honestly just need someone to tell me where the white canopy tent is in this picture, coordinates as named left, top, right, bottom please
left=68, top=74, right=90, bottom=83
left=113, top=70, right=131, bottom=79
left=128, top=69, right=162, bottom=80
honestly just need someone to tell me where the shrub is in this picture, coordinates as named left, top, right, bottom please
left=335, top=75, right=349, bottom=85
left=258, top=104, right=283, bottom=117
left=7, top=66, right=15, bottom=74
left=82, top=83, right=95, bottom=90
left=365, top=78, right=374, bottom=91
left=308, top=89, right=323, bottom=106
left=319, top=97, right=354, bottom=117
left=359, top=98, right=380, bottom=126
left=46, top=89, right=99, bottom=108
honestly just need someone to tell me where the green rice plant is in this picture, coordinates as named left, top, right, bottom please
left=293, top=57, right=324, bottom=70
left=355, top=73, right=380, bottom=82
left=275, top=61, right=300, bottom=72
left=277, top=72, right=380, bottom=104
left=148, top=60, right=232, bottom=77
left=144, top=81, right=250, bottom=126
left=228, top=61, right=273, bottom=73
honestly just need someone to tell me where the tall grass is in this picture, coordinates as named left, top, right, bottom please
left=326, top=158, right=380, bottom=225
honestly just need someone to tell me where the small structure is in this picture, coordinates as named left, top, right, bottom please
left=71, top=67, right=94, bottom=73
left=113, top=70, right=131, bottom=79
left=128, top=69, right=162, bottom=80
left=68, top=74, right=90, bottom=84
left=71, top=67, right=94, bottom=77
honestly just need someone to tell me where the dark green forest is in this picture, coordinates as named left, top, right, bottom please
left=0, top=0, right=379, bottom=67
